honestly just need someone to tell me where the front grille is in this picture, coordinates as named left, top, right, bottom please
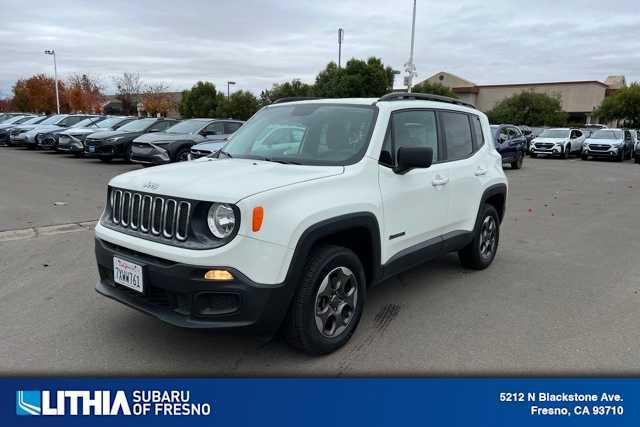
left=110, top=189, right=191, bottom=241
left=589, top=144, right=611, bottom=151
left=190, top=149, right=211, bottom=159
left=535, top=143, right=554, bottom=149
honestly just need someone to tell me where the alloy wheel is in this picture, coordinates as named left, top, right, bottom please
left=314, top=266, right=358, bottom=338
left=479, top=216, right=497, bottom=259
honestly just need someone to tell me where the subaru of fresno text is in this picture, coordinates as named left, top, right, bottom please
left=94, top=94, right=508, bottom=354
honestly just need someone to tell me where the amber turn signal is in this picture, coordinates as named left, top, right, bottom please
left=204, top=269, right=234, bottom=281
left=252, top=206, right=264, bottom=232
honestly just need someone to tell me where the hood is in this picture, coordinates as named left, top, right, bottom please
left=86, top=130, right=141, bottom=140
left=109, top=158, right=344, bottom=203
left=585, top=138, right=623, bottom=145
left=26, top=124, right=62, bottom=135
left=533, top=137, right=567, bottom=143
left=191, top=140, right=226, bottom=152
left=133, top=132, right=200, bottom=144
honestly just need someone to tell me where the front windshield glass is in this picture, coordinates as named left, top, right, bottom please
left=59, top=116, right=89, bottom=127
left=71, top=117, right=103, bottom=128
left=3, top=116, right=30, bottom=124
left=117, top=118, right=156, bottom=132
left=539, top=129, right=570, bottom=138
left=40, top=115, right=66, bottom=125
left=166, top=119, right=209, bottom=134
left=590, top=129, right=623, bottom=139
left=97, top=117, right=127, bottom=128
left=222, top=104, right=376, bottom=165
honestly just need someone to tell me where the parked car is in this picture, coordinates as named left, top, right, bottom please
left=3, top=116, right=48, bottom=145
left=94, top=93, right=508, bottom=355
left=36, top=115, right=105, bottom=150
left=189, top=140, right=227, bottom=160
left=0, top=115, right=37, bottom=144
left=84, top=118, right=177, bottom=162
left=634, top=130, right=640, bottom=164
left=582, top=128, right=630, bottom=161
left=129, top=119, right=244, bottom=165
left=9, top=114, right=69, bottom=145
left=20, top=114, right=93, bottom=149
left=0, top=113, right=28, bottom=123
left=57, top=116, right=136, bottom=155
left=490, top=125, right=526, bottom=169
left=529, top=128, right=585, bottom=158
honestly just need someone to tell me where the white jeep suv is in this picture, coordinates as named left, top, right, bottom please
left=95, top=93, right=508, bottom=354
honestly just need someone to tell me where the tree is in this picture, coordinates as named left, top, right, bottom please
left=140, top=83, right=176, bottom=117
left=260, top=79, right=314, bottom=105
left=314, top=57, right=395, bottom=98
left=66, top=73, right=104, bottom=113
left=0, top=98, right=11, bottom=112
left=11, top=74, right=66, bottom=113
left=486, top=91, right=567, bottom=126
left=594, top=83, right=640, bottom=127
left=179, top=81, right=220, bottom=118
left=112, top=72, right=143, bottom=115
left=216, top=90, right=260, bottom=120
left=411, top=81, right=458, bottom=98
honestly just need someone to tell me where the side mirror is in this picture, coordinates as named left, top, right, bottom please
left=395, top=146, right=433, bottom=175
left=148, top=128, right=161, bottom=133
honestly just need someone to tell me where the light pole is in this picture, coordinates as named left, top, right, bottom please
left=404, top=0, right=418, bottom=93
left=44, top=49, right=60, bottom=113
left=227, top=81, right=236, bottom=100
left=338, top=28, right=344, bottom=68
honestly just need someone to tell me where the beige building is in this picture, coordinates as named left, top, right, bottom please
left=419, top=72, right=626, bottom=124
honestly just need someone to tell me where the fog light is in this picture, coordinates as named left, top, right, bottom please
left=204, top=269, right=234, bottom=281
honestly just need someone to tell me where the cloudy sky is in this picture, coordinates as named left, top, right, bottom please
left=1, top=0, right=639, bottom=98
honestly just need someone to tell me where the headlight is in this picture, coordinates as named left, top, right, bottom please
left=107, top=137, right=122, bottom=143
left=207, top=203, right=236, bottom=238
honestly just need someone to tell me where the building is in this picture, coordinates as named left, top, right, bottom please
left=418, top=72, right=626, bottom=124
left=102, top=92, right=182, bottom=118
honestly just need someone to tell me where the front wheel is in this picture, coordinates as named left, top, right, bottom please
left=459, top=204, right=500, bottom=270
left=530, top=152, right=537, bottom=158
left=284, top=245, right=366, bottom=355
left=562, top=144, right=571, bottom=159
left=635, top=155, right=640, bottom=164
left=510, top=152, right=524, bottom=169
left=174, top=147, right=191, bottom=162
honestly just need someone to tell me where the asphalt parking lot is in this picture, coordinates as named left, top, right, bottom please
left=1, top=147, right=640, bottom=376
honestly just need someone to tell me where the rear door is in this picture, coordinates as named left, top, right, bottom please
left=378, top=109, right=450, bottom=262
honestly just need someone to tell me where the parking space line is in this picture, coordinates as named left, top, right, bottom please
left=0, top=220, right=97, bottom=242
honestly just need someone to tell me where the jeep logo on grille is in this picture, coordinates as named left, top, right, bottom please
left=142, top=182, right=159, bottom=190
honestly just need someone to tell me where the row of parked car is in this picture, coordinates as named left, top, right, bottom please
left=0, top=112, right=244, bottom=164
left=488, top=123, right=640, bottom=169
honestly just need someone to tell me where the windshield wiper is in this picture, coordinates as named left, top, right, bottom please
left=262, top=157, right=301, bottom=165
left=218, top=150, right=232, bottom=158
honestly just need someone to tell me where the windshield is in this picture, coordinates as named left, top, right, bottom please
left=590, top=129, right=623, bottom=140
left=71, top=117, right=104, bottom=128
left=3, top=116, right=30, bottom=124
left=539, top=129, right=570, bottom=138
left=39, top=115, right=67, bottom=125
left=117, top=118, right=156, bottom=132
left=25, top=116, right=48, bottom=124
left=97, top=117, right=128, bottom=128
left=222, top=104, right=376, bottom=165
left=166, top=119, right=209, bottom=134
left=59, top=116, right=89, bottom=127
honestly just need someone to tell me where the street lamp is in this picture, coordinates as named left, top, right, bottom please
left=44, top=49, right=60, bottom=114
left=338, top=28, right=344, bottom=68
left=404, top=0, right=418, bottom=93
left=227, top=81, right=236, bottom=100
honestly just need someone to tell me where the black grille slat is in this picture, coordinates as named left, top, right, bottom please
left=107, top=188, right=192, bottom=242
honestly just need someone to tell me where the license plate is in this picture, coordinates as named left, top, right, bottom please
left=89, top=146, right=95, bottom=153
left=113, top=257, right=144, bottom=293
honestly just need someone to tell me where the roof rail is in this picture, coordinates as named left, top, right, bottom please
left=272, top=97, right=324, bottom=104
left=377, top=92, right=476, bottom=109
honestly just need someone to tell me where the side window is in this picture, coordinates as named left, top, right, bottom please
left=498, top=128, right=509, bottom=143
left=440, top=111, right=473, bottom=160
left=224, top=122, right=242, bottom=134
left=391, top=110, right=439, bottom=161
left=204, top=122, right=225, bottom=135
left=148, top=121, right=173, bottom=132
left=470, top=116, right=484, bottom=149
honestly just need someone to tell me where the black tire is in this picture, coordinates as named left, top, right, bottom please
left=635, top=155, right=640, bottom=164
left=510, top=152, right=523, bottom=169
left=284, top=245, right=366, bottom=355
left=123, top=145, right=133, bottom=162
left=581, top=154, right=588, bottom=161
left=530, top=152, right=537, bottom=158
left=99, top=157, right=113, bottom=163
left=617, top=150, right=624, bottom=162
left=625, top=148, right=632, bottom=160
left=174, top=147, right=191, bottom=162
left=562, top=144, right=570, bottom=159
left=458, top=204, right=500, bottom=270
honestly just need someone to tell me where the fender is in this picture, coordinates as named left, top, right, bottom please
left=166, top=140, right=196, bottom=158
left=475, top=183, right=507, bottom=232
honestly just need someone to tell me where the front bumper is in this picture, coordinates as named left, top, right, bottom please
left=583, top=146, right=620, bottom=158
left=530, top=144, right=565, bottom=156
left=130, top=143, right=171, bottom=165
left=56, top=135, right=84, bottom=152
left=94, top=238, right=293, bottom=333
left=84, top=140, right=124, bottom=158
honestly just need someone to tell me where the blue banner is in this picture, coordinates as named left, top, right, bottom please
left=1, top=378, right=636, bottom=426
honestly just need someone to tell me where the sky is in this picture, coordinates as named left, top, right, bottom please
left=1, top=0, right=639, bottom=98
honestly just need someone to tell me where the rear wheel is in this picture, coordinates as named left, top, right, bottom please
left=123, top=145, right=133, bottom=162
left=175, top=147, right=191, bottom=162
left=284, top=245, right=366, bottom=355
left=459, top=204, right=500, bottom=270
left=510, top=152, right=523, bottom=169
left=562, top=144, right=570, bottom=159
left=617, top=150, right=624, bottom=162
left=581, top=153, right=588, bottom=161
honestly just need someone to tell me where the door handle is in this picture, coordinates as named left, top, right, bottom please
left=475, top=167, right=488, bottom=176
left=431, top=175, right=449, bottom=186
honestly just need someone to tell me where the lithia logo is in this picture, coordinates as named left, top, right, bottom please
left=16, top=389, right=212, bottom=416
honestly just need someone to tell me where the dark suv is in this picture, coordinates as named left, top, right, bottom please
left=490, top=125, right=526, bottom=169
left=129, top=119, right=243, bottom=165
left=84, top=118, right=176, bottom=162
